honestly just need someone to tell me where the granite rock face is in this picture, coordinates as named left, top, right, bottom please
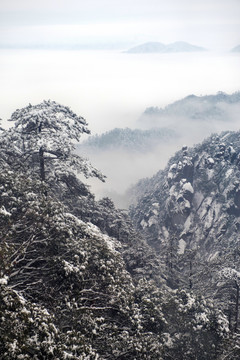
left=130, top=131, right=240, bottom=297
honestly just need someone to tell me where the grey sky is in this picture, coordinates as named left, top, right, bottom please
left=0, top=0, right=240, bottom=50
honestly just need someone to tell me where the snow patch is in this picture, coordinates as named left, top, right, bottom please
left=162, top=226, right=169, bottom=239
left=220, top=267, right=240, bottom=282
left=0, top=276, right=9, bottom=285
left=225, top=168, right=233, bottom=178
left=140, top=219, right=148, bottom=229
left=162, top=333, right=173, bottom=348
left=168, top=163, right=177, bottom=179
left=193, top=191, right=204, bottom=209
left=178, top=239, right=186, bottom=254
left=208, top=251, right=219, bottom=261
left=148, top=216, right=158, bottom=227
left=207, top=157, right=214, bottom=164
left=180, top=215, right=192, bottom=237
left=213, top=202, right=221, bottom=219
left=63, top=260, right=79, bottom=276
left=86, top=222, right=118, bottom=252
left=64, top=212, right=119, bottom=253
left=206, top=169, right=214, bottom=179
left=182, top=182, right=194, bottom=193
left=0, top=206, right=11, bottom=217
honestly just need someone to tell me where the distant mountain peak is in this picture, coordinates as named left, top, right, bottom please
left=125, top=41, right=206, bottom=53
left=125, top=42, right=166, bottom=53
left=164, top=41, right=206, bottom=52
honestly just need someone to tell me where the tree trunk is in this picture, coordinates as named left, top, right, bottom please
left=39, top=146, right=45, bottom=181
left=234, top=281, right=239, bottom=332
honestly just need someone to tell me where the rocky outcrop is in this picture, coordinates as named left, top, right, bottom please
left=130, top=131, right=240, bottom=298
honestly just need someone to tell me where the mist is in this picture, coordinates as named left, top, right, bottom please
left=79, top=104, right=240, bottom=208
left=0, top=49, right=239, bottom=133
left=0, top=48, right=239, bottom=206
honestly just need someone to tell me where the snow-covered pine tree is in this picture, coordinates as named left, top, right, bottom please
left=218, top=267, right=240, bottom=332
left=4, top=100, right=105, bottom=183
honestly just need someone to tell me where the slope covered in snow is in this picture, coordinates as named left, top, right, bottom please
left=130, top=130, right=240, bottom=332
left=1, top=102, right=236, bottom=359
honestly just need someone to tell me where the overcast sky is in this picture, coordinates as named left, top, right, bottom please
left=0, top=0, right=240, bottom=50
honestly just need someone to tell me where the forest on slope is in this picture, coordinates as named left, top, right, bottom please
left=0, top=101, right=240, bottom=359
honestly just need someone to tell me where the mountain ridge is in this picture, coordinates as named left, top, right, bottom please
left=142, top=91, right=240, bottom=118
left=126, top=41, right=206, bottom=53
left=139, top=91, right=240, bottom=132
left=78, top=127, right=176, bottom=153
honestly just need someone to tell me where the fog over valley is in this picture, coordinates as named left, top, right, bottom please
left=0, top=49, right=239, bottom=133
left=1, top=49, right=239, bottom=205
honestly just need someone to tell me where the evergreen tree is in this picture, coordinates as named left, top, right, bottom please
left=3, top=100, right=105, bottom=182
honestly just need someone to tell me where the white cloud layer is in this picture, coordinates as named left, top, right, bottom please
left=0, top=0, right=239, bottom=50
